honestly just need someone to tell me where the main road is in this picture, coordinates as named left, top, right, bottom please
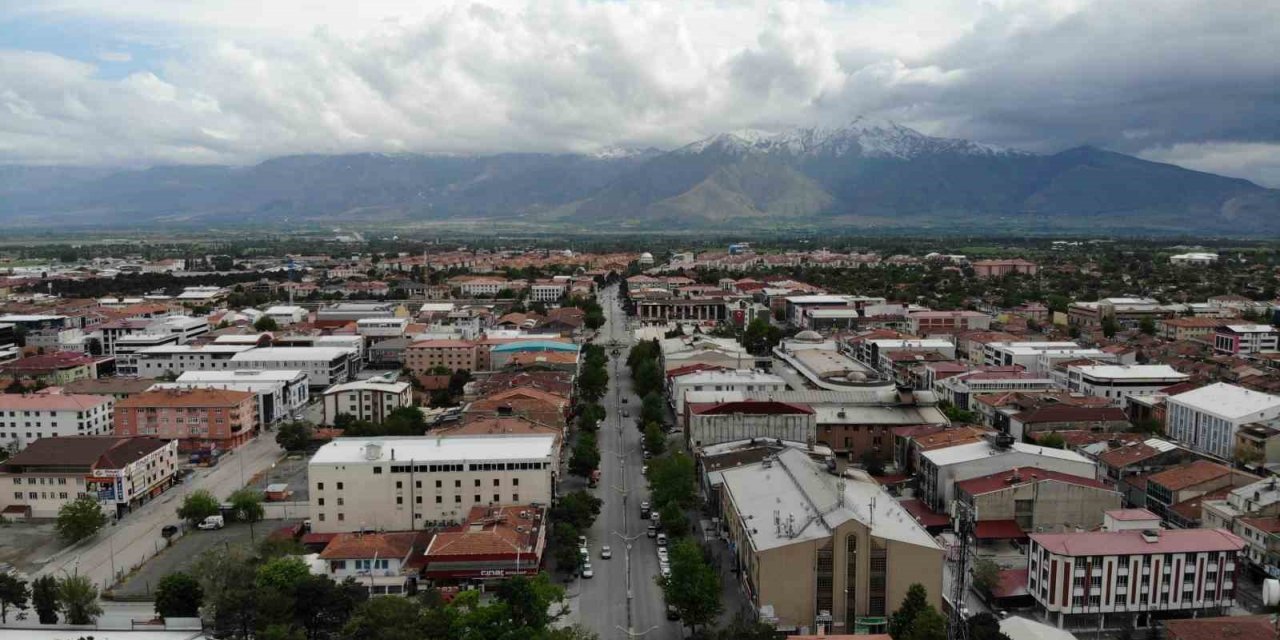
left=33, top=431, right=285, bottom=591
left=578, top=284, right=681, bottom=640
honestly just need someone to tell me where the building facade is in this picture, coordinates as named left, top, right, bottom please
left=322, top=378, right=414, bottom=425
left=114, top=388, right=259, bottom=452
left=1166, top=384, right=1280, bottom=460
left=0, top=391, right=114, bottom=453
left=0, top=435, right=177, bottom=519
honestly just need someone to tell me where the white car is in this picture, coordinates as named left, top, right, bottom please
left=582, top=562, right=594, bottom=579
left=601, top=545, right=612, bottom=559
left=657, top=548, right=668, bottom=562
left=660, top=565, right=671, bottom=578
left=579, top=546, right=589, bottom=561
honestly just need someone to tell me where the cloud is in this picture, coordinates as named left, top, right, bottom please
left=1, top=0, right=1278, bottom=186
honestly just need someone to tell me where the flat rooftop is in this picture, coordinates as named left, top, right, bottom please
left=310, top=435, right=556, bottom=464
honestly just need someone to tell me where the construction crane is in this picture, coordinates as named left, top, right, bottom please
left=948, top=500, right=975, bottom=640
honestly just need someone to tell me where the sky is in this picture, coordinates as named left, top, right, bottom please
left=1, top=0, right=1278, bottom=186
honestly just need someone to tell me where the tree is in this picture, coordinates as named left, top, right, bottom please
left=178, top=489, right=221, bottom=525
left=55, top=495, right=109, bottom=543
left=31, top=575, right=60, bottom=624
left=57, top=574, right=103, bottom=625
left=293, top=574, right=367, bottom=640
left=711, top=615, right=780, bottom=640
left=905, top=606, right=947, bottom=640
left=228, top=488, right=266, bottom=524
left=639, top=392, right=666, bottom=428
left=254, top=316, right=281, bottom=332
left=1038, top=432, right=1067, bottom=450
left=569, top=432, right=600, bottom=478
left=889, top=583, right=930, bottom=639
left=550, top=491, right=602, bottom=531
left=969, top=612, right=1013, bottom=640
left=861, top=450, right=886, bottom=476
left=743, top=316, right=783, bottom=355
left=155, top=572, right=204, bottom=618
left=1138, top=317, right=1156, bottom=335
left=1132, top=418, right=1164, bottom=435
left=552, top=523, right=582, bottom=574
left=648, top=453, right=697, bottom=510
left=276, top=420, right=314, bottom=451
left=972, top=557, right=1001, bottom=600
left=495, top=573, right=566, bottom=632
left=1101, top=316, right=1119, bottom=338
left=658, top=501, right=689, bottom=538
left=1236, top=443, right=1265, bottom=467
left=0, top=573, right=29, bottom=623
left=644, top=422, right=667, bottom=456
left=342, top=595, right=423, bottom=640
left=661, top=538, right=722, bottom=634
left=256, top=556, right=311, bottom=593
left=192, top=545, right=258, bottom=638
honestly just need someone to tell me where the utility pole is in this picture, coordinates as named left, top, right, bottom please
left=948, top=500, right=974, bottom=640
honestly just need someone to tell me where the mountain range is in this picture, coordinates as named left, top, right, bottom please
left=1, top=118, right=1276, bottom=233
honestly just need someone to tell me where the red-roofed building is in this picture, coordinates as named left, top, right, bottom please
left=0, top=435, right=178, bottom=518
left=956, top=466, right=1121, bottom=535
left=464, top=387, right=569, bottom=427
left=1164, top=615, right=1273, bottom=640
left=315, top=531, right=430, bottom=596
left=1028, top=528, right=1243, bottom=625
left=1145, top=460, right=1258, bottom=528
left=683, top=399, right=816, bottom=449
left=405, top=339, right=480, bottom=375
left=1007, top=405, right=1132, bottom=440
left=422, top=505, right=547, bottom=582
left=0, top=351, right=104, bottom=385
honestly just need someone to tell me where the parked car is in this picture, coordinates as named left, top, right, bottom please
left=197, top=515, right=225, bottom=530
left=579, top=546, right=589, bottom=561
left=640, top=500, right=650, bottom=513
left=657, top=547, right=668, bottom=562
left=666, top=604, right=680, bottom=620
left=581, top=562, right=594, bottom=579
left=601, top=545, right=612, bottom=559
left=161, top=524, right=179, bottom=538
left=647, top=525, right=657, bottom=538
left=656, top=533, right=667, bottom=547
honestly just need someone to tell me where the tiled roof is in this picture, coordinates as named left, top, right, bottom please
left=319, top=531, right=425, bottom=560
left=689, top=400, right=814, bottom=416
left=1097, top=443, right=1164, bottom=468
left=1015, top=405, right=1129, bottom=424
left=1163, top=616, right=1272, bottom=640
left=957, top=466, right=1111, bottom=496
left=2, top=436, right=168, bottom=469
left=118, top=388, right=256, bottom=408
left=1169, top=488, right=1229, bottom=522
left=1148, top=460, right=1236, bottom=491
left=1, top=351, right=98, bottom=371
left=0, top=391, right=111, bottom=411
left=1032, top=528, right=1244, bottom=556
left=425, top=505, right=543, bottom=558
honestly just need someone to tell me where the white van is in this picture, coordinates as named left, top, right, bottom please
left=197, top=515, right=225, bottom=530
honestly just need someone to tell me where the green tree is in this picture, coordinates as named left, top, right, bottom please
left=972, top=557, right=1001, bottom=600
left=577, top=403, right=607, bottom=432
left=905, top=606, right=947, bottom=640
left=575, top=364, right=608, bottom=402
left=1038, top=432, right=1067, bottom=449
left=633, top=361, right=664, bottom=399
left=1101, top=316, right=1119, bottom=338
left=550, top=491, right=602, bottom=531
left=0, top=573, right=29, bottom=623
left=55, top=494, right=109, bottom=543
left=649, top=452, right=697, bottom=510
left=969, top=612, right=1013, bottom=640
left=155, top=572, right=204, bottom=618
left=639, top=392, right=666, bottom=428
left=742, top=316, right=783, bottom=355
left=495, top=573, right=567, bottom=632
left=228, top=488, right=266, bottom=524
left=644, top=422, right=667, bottom=456
left=293, top=574, right=368, bottom=640
left=178, top=489, right=221, bottom=525
left=254, top=316, right=281, bottom=332
left=661, top=538, right=722, bottom=634
left=658, top=501, right=689, bottom=538
left=342, top=595, right=423, bottom=640
left=1138, top=317, right=1156, bottom=335
left=889, top=583, right=930, bottom=639
left=1132, top=418, right=1164, bottom=435
left=569, top=432, right=600, bottom=478
left=57, top=574, right=103, bottom=625
left=276, top=420, right=314, bottom=451
left=31, top=575, right=60, bottom=624
left=256, top=556, right=311, bottom=593
left=552, top=523, right=582, bottom=574
left=192, top=545, right=259, bottom=638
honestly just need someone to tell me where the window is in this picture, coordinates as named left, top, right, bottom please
left=337, top=513, right=344, bottom=521
left=319, top=513, right=326, bottom=521
left=318, top=498, right=325, bottom=506
left=513, top=478, right=519, bottom=486
left=493, top=479, right=500, bottom=487
left=337, top=482, right=344, bottom=490
left=373, top=466, right=382, bottom=474
left=474, top=495, right=481, bottom=503
left=436, top=480, right=442, bottom=488
left=455, top=495, right=461, bottom=503
left=396, top=497, right=403, bottom=505
left=455, top=480, right=461, bottom=488
left=337, top=497, right=344, bottom=506
left=474, top=479, right=481, bottom=487
left=396, top=481, right=403, bottom=489
left=416, top=496, right=422, bottom=504
left=436, top=496, right=442, bottom=504
left=493, top=494, right=500, bottom=503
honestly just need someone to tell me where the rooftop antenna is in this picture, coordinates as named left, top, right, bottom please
left=836, top=477, right=846, bottom=508
left=868, top=496, right=876, bottom=526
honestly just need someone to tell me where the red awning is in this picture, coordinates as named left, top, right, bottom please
left=975, top=519, right=1026, bottom=540
left=900, top=499, right=949, bottom=528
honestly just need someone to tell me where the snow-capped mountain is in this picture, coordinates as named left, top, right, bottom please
left=676, top=118, right=1030, bottom=160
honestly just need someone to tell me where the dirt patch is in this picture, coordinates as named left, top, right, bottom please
left=0, top=520, right=68, bottom=575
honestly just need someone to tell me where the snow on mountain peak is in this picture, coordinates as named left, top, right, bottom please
left=675, top=118, right=1030, bottom=159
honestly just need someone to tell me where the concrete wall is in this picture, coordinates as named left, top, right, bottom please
left=972, top=480, right=1121, bottom=533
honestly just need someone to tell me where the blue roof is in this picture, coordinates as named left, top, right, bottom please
left=491, top=341, right=580, bottom=353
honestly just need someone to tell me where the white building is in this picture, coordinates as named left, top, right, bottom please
left=1166, top=383, right=1280, bottom=459
left=983, top=342, right=1113, bottom=373
left=1214, top=325, right=1279, bottom=356
left=307, top=435, right=558, bottom=533
left=264, top=306, right=309, bottom=326
left=669, top=370, right=788, bottom=415
left=356, top=318, right=409, bottom=341
left=529, top=281, right=568, bottom=303
left=1065, top=364, right=1190, bottom=405
left=1028, top=528, right=1243, bottom=627
left=313, top=531, right=423, bottom=595
left=164, top=369, right=310, bottom=424
left=132, top=344, right=257, bottom=377
left=933, top=370, right=1059, bottom=410
left=918, top=438, right=1096, bottom=511
left=0, top=392, right=115, bottom=453
left=1170, top=252, right=1219, bottom=266
left=322, top=377, right=414, bottom=425
left=456, top=278, right=512, bottom=297
left=230, top=347, right=357, bottom=387
left=0, top=435, right=178, bottom=519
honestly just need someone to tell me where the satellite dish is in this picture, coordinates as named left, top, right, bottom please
left=1264, top=579, right=1280, bottom=607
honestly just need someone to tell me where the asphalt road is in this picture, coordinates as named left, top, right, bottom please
left=32, top=430, right=286, bottom=591
left=577, top=285, right=682, bottom=640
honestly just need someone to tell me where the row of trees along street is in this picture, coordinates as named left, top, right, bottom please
left=0, top=572, right=102, bottom=626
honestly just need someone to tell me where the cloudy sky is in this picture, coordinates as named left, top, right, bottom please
left=2, top=0, right=1279, bottom=185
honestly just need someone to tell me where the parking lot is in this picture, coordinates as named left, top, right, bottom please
left=0, top=520, right=67, bottom=575
left=110, top=519, right=289, bottom=599
left=247, top=452, right=310, bottom=503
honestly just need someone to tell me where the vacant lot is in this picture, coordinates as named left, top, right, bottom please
left=111, top=519, right=288, bottom=599
left=0, top=520, right=68, bottom=575
left=248, top=453, right=310, bottom=502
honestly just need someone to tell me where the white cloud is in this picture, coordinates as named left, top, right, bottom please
left=0, top=0, right=1278, bottom=186
left=95, top=51, right=132, bottom=63
left=1142, top=142, right=1280, bottom=189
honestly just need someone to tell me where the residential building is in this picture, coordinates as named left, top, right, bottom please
left=230, top=347, right=356, bottom=387
left=1200, top=478, right=1280, bottom=571
left=1028, top=528, right=1242, bottom=628
left=907, top=311, right=992, bottom=335
left=1234, top=422, right=1280, bottom=469
left=934, top=369, right=1059, bottom=411
left=0, top=390, right=114, bottom=453
left=488, top=341, right=579, bottom=370
left=1166, top=383, right=1280, bottom=459
left=669, top=370, right=787, bottom=415
left=718, top=447, right=943, bottom=634
left=1213, top=325, right=1279, bottom=356
left=131, top=344, right=257, bottom=378
left=955, top=467, right=1121, bottom=537
left=262, top=306, right=308, bottom=326
left=0, top=435, right=177, bottom=519
left=405, top=340, right=480, bottom=374
left=315, top=531, right=428, bottom=595
left=529, top=280, right=568, bottom=302
left=422, top=505, right=547, bottom=582
left=172, top=369, right=310, bottom=423
left=1065, top=365, right=1189, bottom=406
left=972, top=259, right=1038, bottom=278
left=684, top=400, right=817, bottom=449
left=1067, top=298, right=1181, bottom=329
left=1158, top=317, right=1223, bottom=342
left=356, top=318, right=410, bottom=342
left=0, top=352, right=101, bottom=385
left=322, top=377, right=414, bottom=425
left=62, top=377, right=159, bottom=401
left=114, top=388, right=259, bottom=452
left=1007, top=406, right=1132, bottom=441
left=1169, top=252, right=1219, bottom=266
left=918, top=437, right=1096, bottom=512
left=1145, top=460, right=1258, bottom=528
left=463, top=387, right=568, bottom=427
left=307, top=435, right=558, bottom=533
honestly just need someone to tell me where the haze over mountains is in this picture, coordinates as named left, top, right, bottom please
left=1, top=119, right=1275, bottom=233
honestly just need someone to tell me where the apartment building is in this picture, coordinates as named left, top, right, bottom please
left=918, top=437, right=1096, bottom=511
left=718, top=447, right=943, bottom=634
left=684, top=400, right=817, bottom=449
left=0, top=435, right=177, bottom=519
left=115, top=388, right=259, bottom=452
left=955, top=467, right=1121, bottom=535
left=321, top=377, right=414, bottom=425
left=131, top=344, right=257, bottom=378
left=172, top=370, right=310, bottom=423
left=1065, top=364, right=1190, bottom=406
left=307, top=435, right=558, bottom=533
left=1214, top=325, right=1279, bottom=356
left=1145, top=460, right=1258, bottom=528
left=1166, top=383, right=1280, bottom=459
left=406, top=340, right=480, bottom=374
left=455, top=277, right=517, bottom=297
left=0, top=391, right=114, bottom=452
left=0, top=352, right=101, bottom=385
left=356, top=318, right=409, bottom=342
left=263, top=305, right=309, bottom=325
left=1028, top=528, right=1243, bottom=628
left=972, top=259, right=1038, bottom=278
left=1159, top=317, right=1222, bottom=342
left=669, top=370, right=787, bottom=415
left=906, top=311, right=992, bottom=335
left=1201, top=478, right=1280, bottom=570
left=229, top=347, right=356, bottom=387
left=314, top=531, right=428, bottom=596
left=529, top=280, right=569, bottom=302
